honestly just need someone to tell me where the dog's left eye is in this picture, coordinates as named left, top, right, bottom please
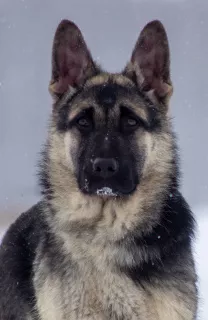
left=124, top=117, right=139, bottom=128
left=121, top=116, right=141, bottom=133
left=126, top=118, right=138, bottom=127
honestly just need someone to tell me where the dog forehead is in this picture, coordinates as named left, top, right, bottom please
left=85, top=73, right=134, bottom=88
left=68, top=83, right=132, bottom=119
left=67, top=73, right=153, bottom=122
left=96, top=85, right=117, bottom=108
left=89, top=76, right=137, bottom=110
left=85, top=74, right=135, bottom=106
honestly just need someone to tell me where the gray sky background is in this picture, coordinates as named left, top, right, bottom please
left=0, top=0, right=207, bottom=215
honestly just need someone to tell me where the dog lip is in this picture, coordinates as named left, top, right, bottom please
left=80, top=183, right=137, bottom=197
left=79, top=173, right=139, bottom=197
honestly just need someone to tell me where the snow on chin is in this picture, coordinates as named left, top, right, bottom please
left=96, top=187, right=117, bottom=197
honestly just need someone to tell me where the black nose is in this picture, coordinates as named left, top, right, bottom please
left=93, top=158, right=119, bottom=178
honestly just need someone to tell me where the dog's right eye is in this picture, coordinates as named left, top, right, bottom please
left=77, top=117, right=90, bottom=127
left=76, top=116, right=92, bottom=132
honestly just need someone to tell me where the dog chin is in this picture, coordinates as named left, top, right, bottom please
left=81, top=183, right=137, bottom=198
left=81, top=185, right=118, bottom=197
left=79, top=176, right=138, bottom=197
left=96, top=187, right=118, bottom=197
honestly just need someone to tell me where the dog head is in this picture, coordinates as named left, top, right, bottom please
left=45, top=20, right=174, bottom=200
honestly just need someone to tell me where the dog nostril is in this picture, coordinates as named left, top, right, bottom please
left=93, top=158, right=118, bottom=177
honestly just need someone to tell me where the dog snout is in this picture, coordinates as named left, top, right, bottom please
left=92, top=158, right=119, bottom=179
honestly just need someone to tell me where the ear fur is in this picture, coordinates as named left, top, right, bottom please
left=124, top=20, right=173, bottom=108
left=49, top=20, right=97, bottom=100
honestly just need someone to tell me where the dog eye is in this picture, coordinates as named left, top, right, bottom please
left=124, top=117, right=139, bottom=128
left=77, top=117, right=91, bottom=128
left=121, top=116, right=141, bottom=133
left=126, top=118, right=138, bottom=127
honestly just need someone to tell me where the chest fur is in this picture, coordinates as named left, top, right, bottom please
left=34, top=259, right=196, bottom=320
left=33, top=234, right=197, bottom=320
left=34, top=262, right=195, bottom=320
left=34, top=256, right=153, bottom=320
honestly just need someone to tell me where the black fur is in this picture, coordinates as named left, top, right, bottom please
left=0, top=203, right=45, bottom=319
left=96, top=84, right=117, bottom=108
left=119, top=190, right=196, bottom=283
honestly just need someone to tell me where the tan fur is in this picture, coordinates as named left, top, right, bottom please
left=34, top=253, right=196, bottom=320
left=85, top=73, right=134, bottom=88
left=147, top=287, right=197, bottom=320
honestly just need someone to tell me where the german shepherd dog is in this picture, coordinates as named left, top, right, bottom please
left=0, top=19, right=198, bottom=319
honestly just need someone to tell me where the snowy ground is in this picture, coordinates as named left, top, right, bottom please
left=0, top=207, right=207, bottom=319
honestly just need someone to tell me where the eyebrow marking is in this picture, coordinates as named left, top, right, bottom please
left=68, top=105, right=93, bottom=121
left=85, top=73, right=134, bottom=88
left=121, top=103, right=149, bottom=124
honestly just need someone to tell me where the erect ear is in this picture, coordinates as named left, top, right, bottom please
left=124, top=20, right=173, bottom=107
left=49, top=20, right=97, bottom=99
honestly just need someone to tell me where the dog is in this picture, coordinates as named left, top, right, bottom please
left=0, top=19, right=198, bottom=319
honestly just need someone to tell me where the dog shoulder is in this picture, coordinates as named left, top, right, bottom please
left=0, top=201, right=45, bottom=319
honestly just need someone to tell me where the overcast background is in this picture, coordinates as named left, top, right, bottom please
left=0, top=0, right=207, bottom=318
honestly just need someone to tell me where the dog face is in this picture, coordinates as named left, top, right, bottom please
left=48, top=20, right=173, bottom=198
left=60, top=80, right=152, bottom=197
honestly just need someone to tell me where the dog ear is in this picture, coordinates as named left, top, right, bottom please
left=49, top=20, right=97, bottom=100
left=124, top=20, right=173, bottom=108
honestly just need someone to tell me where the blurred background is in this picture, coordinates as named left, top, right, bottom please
left=0, top=0, right=207, bottom=318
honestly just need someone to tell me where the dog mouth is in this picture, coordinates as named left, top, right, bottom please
left=79, top=168, right=139, bottom=197
left=96, top=187, right=118, bottom=197
left=81, top=178, right=137, bottom=198
left=82, top=180, right=118, bottom=197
